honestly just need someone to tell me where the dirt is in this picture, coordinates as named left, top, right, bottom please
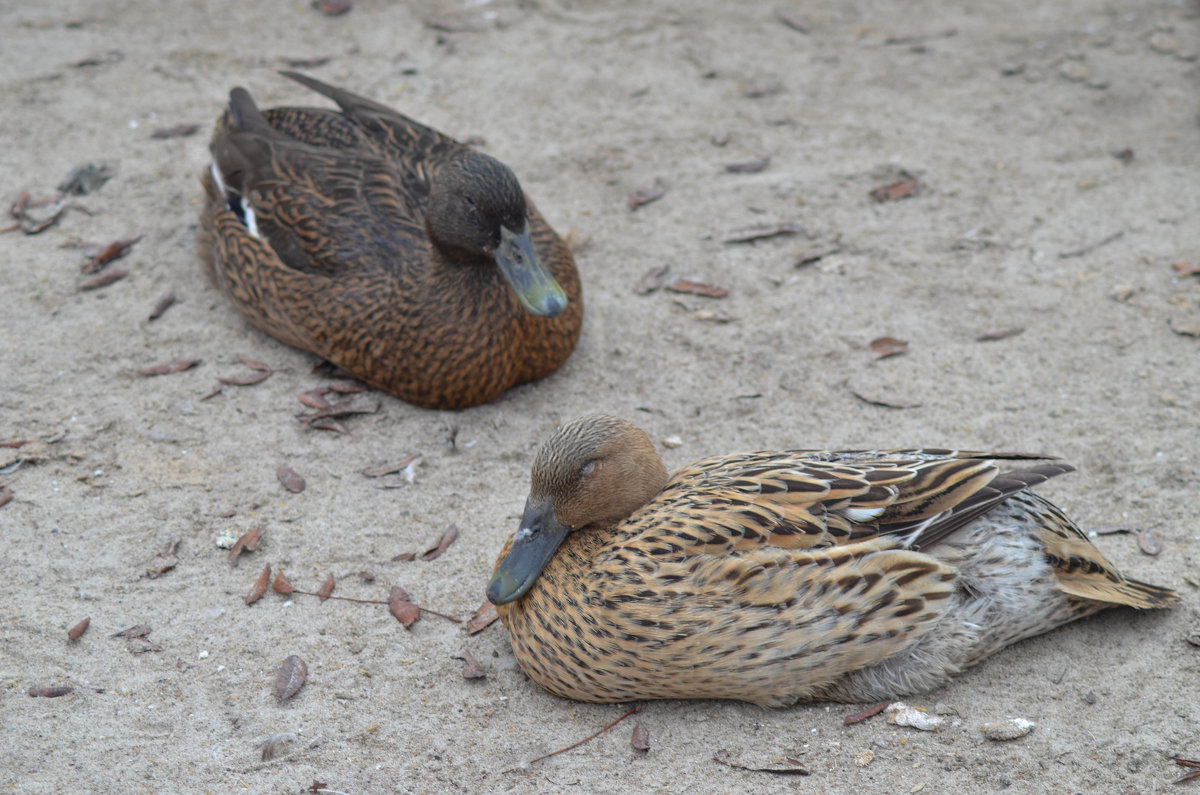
left=2, top=0, right=1199, bottom=792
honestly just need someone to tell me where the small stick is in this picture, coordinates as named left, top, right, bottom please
left=843, top=700, right=892, bottom=726
left=506, top=706, right=642, bottom=772
left=288, top=589, right=462, bottom=623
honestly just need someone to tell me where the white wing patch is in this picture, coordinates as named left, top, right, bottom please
left=210, top=161, right=261, bottom=239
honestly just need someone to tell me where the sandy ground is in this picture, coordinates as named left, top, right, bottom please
left=2, top=0, right=1199, bottom=792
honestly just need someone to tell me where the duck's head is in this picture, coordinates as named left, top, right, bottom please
left=487, top=415, right=669, bottom=605
left=427, top=151, right=568, bottom=317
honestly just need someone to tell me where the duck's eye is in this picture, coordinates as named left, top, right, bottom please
left=578, top=460, right=597, bottom=479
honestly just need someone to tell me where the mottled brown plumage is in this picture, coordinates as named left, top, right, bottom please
left=488, top=416, right=1176, bottom=705
left=198, top=72, right=582, bottom=409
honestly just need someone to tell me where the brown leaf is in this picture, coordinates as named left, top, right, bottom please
left=724, top=156, right=771, bottom=174
left=146, top=538, right=180, bottom=579
left=1136, top=529, right=1162, bottom=556
left=776, top=8, right=812, bottom=33
left=272, top=571, right=295, bottom=595
left=317, top=573, right=335, bottom=601
left=1111, top=147, right=1134, bottom=163
left=391, top=552, right=417, bottom=562
left=299, top=398, right=381, bottom=427
left=628, top=180, right=665, bottom=211
left=79, top=268, right=128, bottom=290
left=795, top=238, right=842, bottom=267
left=298, top=387, right=333, bottom=409
left=975, top=327, right=1024, bottom=342
left=313, top=0, right=351, bottom=15
left=310, top=417, right=350, bottom=434
left=465, top=601, right=500, bottom=634
left=83, top=235, right=141, bottom=272
left=713, top=749, right=809, bottom=775
left=666, top=280, right=729, bottom=298
left=362, top=453, right=421, bottom=478
left=0, top=486, right=11, bottom=509
left=29, top=686, right=74, bottom=698
left=421, top=524, right=459, bottom=561
left=147, top=292, right=177, bottom=321
left=1173, top=757, right=1200, bottom=784
left=868, top=337, right=908, bottom=359
left=1172, top=262, right=1200, bottom=276
left=457, top=651, right=486, bottom=680
left=277, top=466, right=306, bottom=493
left=67, top=617, right=90, bottom=642
left=150, top=123, right=199, bottom=139
left=229, top=526, right=264, bottom=566
left=870, top=176, right=919, bottom=203
left=635, top=265, right=671, bottom=294
left=843, top=700, right=892, bottom=725
left=722, top=222, right=802, bottom=244
left=137, top=359, right=200, bottom=376
left=631, top=721, right=650, bottom=752
left=113, top=624, right=152, bottom=639
left=274, top=655, right=308, bottom=701
left=127, top=637, right=163, bottom=653
left=285, top=55, right=333, bottom=69
left=389, top=586, right=420, bottom=629
left=218, top=369, right=272, bottom=386
left=246, top=564, right=272, bottom=604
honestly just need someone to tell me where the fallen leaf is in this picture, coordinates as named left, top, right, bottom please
left=1136, top=529, right=1162, bottom=556
left=975, top=327, right=1024, bottom=342
left=722, top=222, right=802, bottom=244
left=79, top=268, right=128, bottom=290
left=635, top=265, right=671, bottom=295
left=298, top=387, right=332, bottom=409
left=58, top=162, right=115, bottom=196
left=362, top=453, right=421, bottom=478
left=310, top=417, right=350, bottom=434
left=246, top=564, right=272, bottom=604
left=228, top=526, right=264, bottom=566
left=137, top=359, right=200, bottom=376
left=150, top=123, right=199, bottom=139
left=1172, top=262, right=1200, bottom=277
left=272, top=571, right=294, bottom=595
left=28, top=686, right=74, bottom=698
left=795, top=238, right=842, bottom=267
left=317, top=573, right=335, bottom=601
left=465, top=601, right=500, bottom=634
left=127, top=637, right=163, bottom=653
left=146, top=538, right=180, bottom=579
left=422, top=525, right=458, bottom=561
left=628, top=180, right=665, bottom=211
left=313, top=0, right=351, bottom=15
left=299, top=397, right=381, bottom=428
left=457, top=651, right=486, bottom=679
left=389, top=586, right=420, bottom=629
left=1170, top=317, right=1200, bottom=337
left=285, top=55, right=332, bottom=69
left=391, top=552, right=417, bottom=562
left=724, top=156, right=771, bottom=174
left=1172, top=757, right=1200, bottom=784
left=776, top=8, right=812, bottom=33
left=632, top=721, right=650, bottom=752
left=713, top=749, right=809, bottom=775
left=218, top=368, right=271, bottom=386
left=147, top=292, right=177, bottom=321
left=67, top=617, right=90, bottom=642
left=113, top=624, right=152, bottom=639
left=277, top=466, right=306, bottom=493
left=869, top=336, right=909, bottom=359
left=666, top=280, right=729, bottom=298
left=843, top=700, right=892, bottom=725
left=83, top=235, right=142, bottom=273
left=274, top=655, right=308, bottom=701
left=0, top=486, right=11, bottom=509
left=870, top=176, right=919, bottom=203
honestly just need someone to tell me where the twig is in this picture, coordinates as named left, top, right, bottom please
left=1059, top=231, right=1123, bottom=259
left=505, top=706, right=642, bottom=772
left=288, top=589, right=462, bottom=623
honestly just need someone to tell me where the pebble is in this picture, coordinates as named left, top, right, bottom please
left=980, top=717, right=1036, bottom=741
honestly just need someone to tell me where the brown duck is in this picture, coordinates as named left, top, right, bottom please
left=199, top=72, right=582, bottom=409
left=488, top=415, right=1176, bottom=705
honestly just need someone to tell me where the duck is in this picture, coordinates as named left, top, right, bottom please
left=198, top=71, right=582, bottom=410
left=487, top=415, right=1177, bottom=705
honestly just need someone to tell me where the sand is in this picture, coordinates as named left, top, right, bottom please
left=2, top=0, right=1198, bottom=791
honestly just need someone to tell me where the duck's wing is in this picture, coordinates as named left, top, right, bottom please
left=209, top=86, right=428, bottom=280
left=642, top=449, right=1069, bottom=556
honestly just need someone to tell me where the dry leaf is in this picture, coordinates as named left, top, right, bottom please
left=632, top=721, right=650, bottom=752
left=870, top=176, right=919, bottom=203
left=0, top=486, right=12, bottom=509
left=362, top=453, right=421, bottom=478
left=391, top=552, right=417, bottom=562
left=146, top=538, right=180, bottom=579
left=218, top=368, right=271, bottom=386
left=309, top=417, right=349, bottom=434
left=628, top=180, right=665, bottom=211
left=246, top=564, right=272, bottom=604
left=317, top=573, right=335, bottom=601
left=724, top=156, right=771, bottom=174
left=713, top=749, right=809, bottom=775
left=1136, top=529, right=1162, bottom=556
left=274, top=655, right=308, bottom=701
left=635, top=265, right=671, bottom=295
left=28, top=686, right=74, bottom=698
left=298, top=387, right=332, bottom=409
left=1172, top=262, right=1200, bottom=276
left=67, top=617, right=90, bottom=642
left=421, top=525, right=458, bottom=561
left=113, top=624, right=152, bottom=639
left=147, top=292, right=176, bottom=321
left=843, top=700, right=892, bottom=725
left=389, top=586, right=420, bottom=629
left=277, top=466, right=306, bottom=493
left=299, top=397, right=381, bottom=428
left=722, top=222, right=802, bottom=244
left=137, top=359, right=200, bottom=376
left=228, top=526, right=264, bottom=566
left=776, top=8, right=812, bottom=33
left=313, top=0, right=351, bottom=15
left=272, top=571, right=295, bottom=595
left=79, top=268, right=128, bottom=290
left=868, top=337, right=909, bottom=358
left=150, top=123, right=199, bottom=139
left=465, top=601, right=500, bottom=634
left=83, top=235, right=141, bottom=273
left=457, top=651, right=486, bottom=680
left=127, top=637, right=163, bottom=653
left=1170, top=317, right=1200, bottom=337
left=795, top=238, right=842, bottom=267
left=976, top=327, right=1024, bottom=342
left=666, top=280, right=729, bottom=298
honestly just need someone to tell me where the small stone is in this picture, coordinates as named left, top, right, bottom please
left=1147, top=32, right=1179, bottom=55
left=980, top=717, right=1035, bottom=741
left=1111, top=285, right=1134, bottom=302
left=1060, top=61, right=1090, bottom=82
left=885, top=702, right=944, bottom=732
left=662, top=435, right=683, bottom=449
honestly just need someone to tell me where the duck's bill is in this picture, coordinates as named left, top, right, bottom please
left=486, top=498, right=570, bottom=605
left=495, top=223, right=568, bottom=318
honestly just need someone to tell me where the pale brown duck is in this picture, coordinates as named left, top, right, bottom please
left=199, top=72, right=581, bottom=409
left=488, top=415, right=1177, bottom=705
